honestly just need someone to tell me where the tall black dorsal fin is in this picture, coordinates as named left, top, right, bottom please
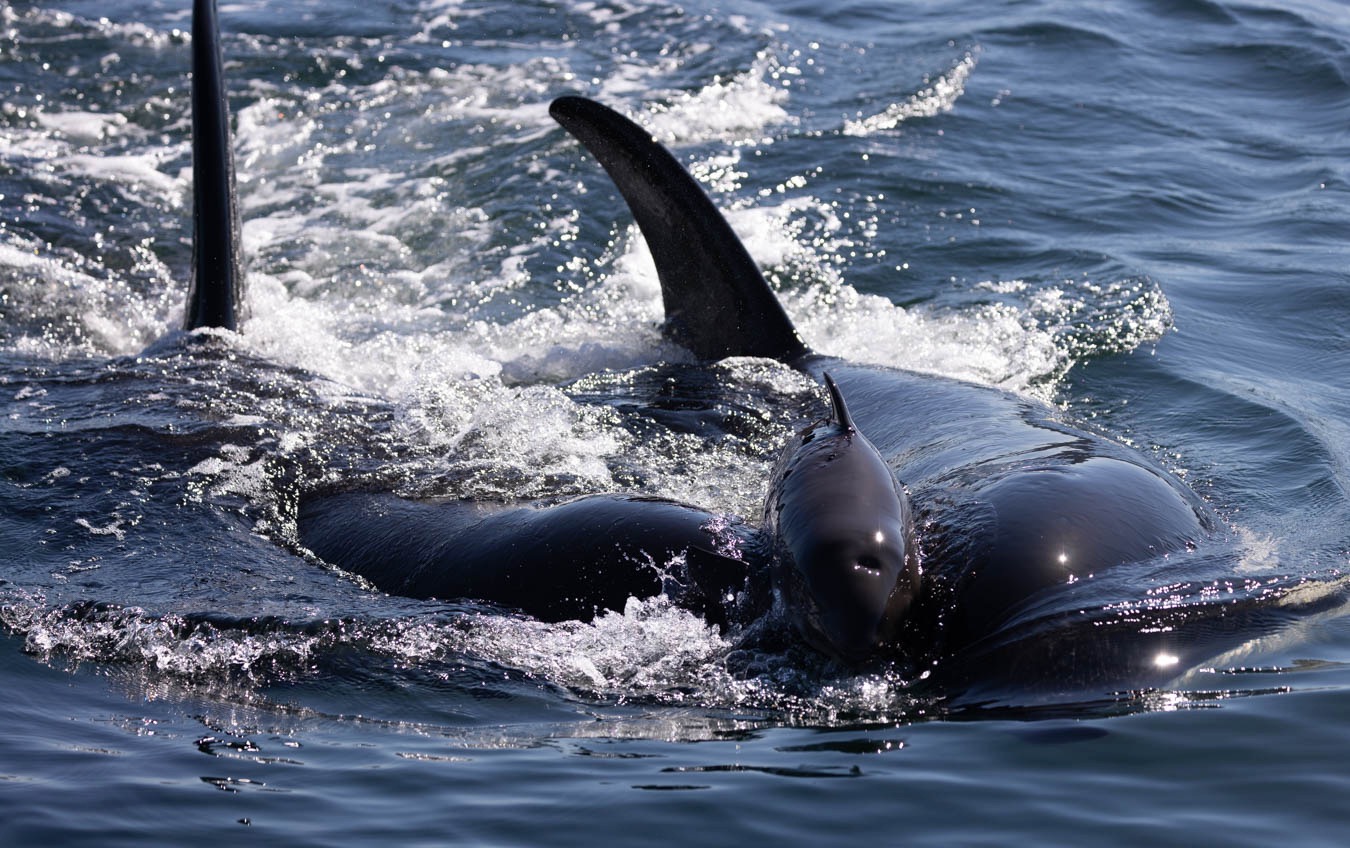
left=185, top=0, right=244, bottom=330
left=549, top=96, right=807, bottom=363
left=822, top=372, right=855, bottom=433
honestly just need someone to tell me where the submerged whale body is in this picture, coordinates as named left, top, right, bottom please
left=181, top=0, right=1261, bottom=689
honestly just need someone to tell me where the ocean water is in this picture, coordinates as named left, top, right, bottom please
left=2, top=0, right=1348, bottom=843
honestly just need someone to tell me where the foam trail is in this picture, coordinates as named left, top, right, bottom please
left=638, top=50, right=792, bottom=144
left=843, top=54, right=975, bottom=136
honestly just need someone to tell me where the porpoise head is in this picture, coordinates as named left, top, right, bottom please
left=763, top=374, right=919, bottom=662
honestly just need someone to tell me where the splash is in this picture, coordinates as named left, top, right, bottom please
left=0, top=591, right=321, bottom=681
left=979, top=277, right=1175, bottom=361
left=640, top=50, right=793, bottom=145
left=843, top=53, right=976, bottom=136
left=0, top=229, right=171, bottom=358
left=452, top=596, right=736, bottom=697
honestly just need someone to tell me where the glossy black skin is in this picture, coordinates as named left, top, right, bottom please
left=299, top=492, right=764, bottom=628
left=311, top=96, right=1215, bottom=671
left=177, top=3, right=1220, bottom=681
left=800, top=359, right=1214, bottom=658
left=550, top=95, right=1219, bottom=668
left=763, top=375, right=919, bottom=661
left=298, top=374, right=928, bottom=665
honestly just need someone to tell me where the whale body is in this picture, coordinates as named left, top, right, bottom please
left=298, top=97, right=1224, bottom=676
left=545, top=95, right=1218, bottom=669
left=180, top=2, right=1253, bottom=687
left=763, top=375, right=918, bottom=662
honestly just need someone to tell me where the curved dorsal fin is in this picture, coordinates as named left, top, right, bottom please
left=185, top=0, right=244, bottom=330
left=823, top=372, right=855, bottom=433
left=549, top=96, right=807, bottom=363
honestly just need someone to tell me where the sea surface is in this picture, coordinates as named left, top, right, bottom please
left=2, top=0, right=1349, bottom=844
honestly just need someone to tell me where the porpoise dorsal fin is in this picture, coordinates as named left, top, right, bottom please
left=184, top=0, right=244, bottom=330
left=822, top=372, right=855, bottom=433
left=549, top=96, right=807, bottom=363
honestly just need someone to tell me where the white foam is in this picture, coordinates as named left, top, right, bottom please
left=62, top=150, right=183, bottom=200
left=74, top=517, right=129, bottom=541
left=395, top=377, right=627, bottom=498
left=843, top=53, right=976, bottom=136
left=36, top=109, right=129, bottom=143
left=0, top=237, right=166, bottom=356
left=793, top=288, right=1066, bottom=393
left=639, top=50, right=792, bottom=145
left=449, top=596, right=736, bottom=696
left=1234, top=526, right=1283, bottom=575
left=573, top=191, right=1068, bottom=397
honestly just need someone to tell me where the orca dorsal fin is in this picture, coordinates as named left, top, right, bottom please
left=185, top=0, right=244, bottom=331
left=822, top=372, right=856, bottom=433
left=549, top=96, right=807, bottom=363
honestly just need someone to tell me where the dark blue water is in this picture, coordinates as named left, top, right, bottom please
left=2, top=0, right=1348, bottom=843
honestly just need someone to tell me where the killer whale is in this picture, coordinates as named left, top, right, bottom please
left=301, top=97, right=1228, bottom=676
left=172, top=0, right=753, bottom=629
left=181, top=0, right=1259, bottom=684
left=298, top=373, right=917, bottom=660
left=763, top=375, right=918, bottom=662
left=178, top=1, right=762, bottom=630
left=546, top=95, right=1226, bottom=670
